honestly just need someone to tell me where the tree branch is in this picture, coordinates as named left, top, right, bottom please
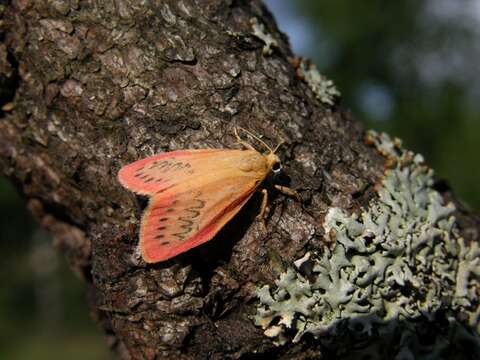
left=1, top=1, right=478, bottom=359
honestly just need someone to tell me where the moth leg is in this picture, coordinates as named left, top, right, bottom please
left=234, top=127, right=256, bottom=151
left=256, top=188, right=268, bottom=230
left=274, top=185, right=302, bottom=202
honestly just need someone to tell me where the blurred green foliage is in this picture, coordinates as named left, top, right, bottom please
left=296, top=0, right=480, bottom=210
left=1, top=2, right=479, bottom=358
left=0, top=178, right=110, bottom=360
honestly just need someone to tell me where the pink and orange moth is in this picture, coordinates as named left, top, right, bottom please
left=118, top=128, right=299, bottom=263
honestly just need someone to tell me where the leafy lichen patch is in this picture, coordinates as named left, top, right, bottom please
left=293, top=57, right=340, bottom=106
left=253, top=131, right=480, bottom=354
left=250, top=18, right=278, bottom=56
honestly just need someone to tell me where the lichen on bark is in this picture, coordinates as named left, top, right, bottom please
left=253, top=131, right=480, bottom=358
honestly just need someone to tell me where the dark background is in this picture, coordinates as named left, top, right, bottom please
left=1, top=1, right=478, bottom=358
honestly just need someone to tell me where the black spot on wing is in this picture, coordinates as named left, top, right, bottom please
left=156, top=185, right=175, bottom=194
left=177, top=218, right=194, bottom=227
left=143, top=158, right=196, bottom=177
left=171, top=192, right=205, bottom=242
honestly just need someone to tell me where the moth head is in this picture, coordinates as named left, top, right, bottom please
left=266, top=152, right=282, bottom=174
left=234, top=127, right=284, bottom=174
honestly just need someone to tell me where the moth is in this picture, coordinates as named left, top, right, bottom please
left=118, top=128, right=299, bottom=263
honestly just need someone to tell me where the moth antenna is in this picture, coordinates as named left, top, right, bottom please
left=234, top=127, right=256, bottom=150
left=236, top=126, right=274, bottom=153
left=272, top=141, right=284, bottom=154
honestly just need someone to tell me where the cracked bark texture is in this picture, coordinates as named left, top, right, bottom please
left=1, top=1, right=478, bottom=359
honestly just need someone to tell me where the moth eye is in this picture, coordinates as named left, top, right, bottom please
left=272, top=162, right=282, bottom=174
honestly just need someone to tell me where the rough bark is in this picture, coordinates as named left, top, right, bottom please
left=0, top=1, right=478, bottom=359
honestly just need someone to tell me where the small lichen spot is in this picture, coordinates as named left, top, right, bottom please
left=250, top=18, right=278, bottom=56
left=294, top=57, right=340, bottom=106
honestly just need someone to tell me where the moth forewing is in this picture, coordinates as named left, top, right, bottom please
left=139, top=175, right=259, bottom=262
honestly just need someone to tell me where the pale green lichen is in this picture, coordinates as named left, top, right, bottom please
left=297, top=59, right=340, bottom=106
left=250, top=18, right=278, bottom=56
left=253, top=131, right=480, bottom=354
